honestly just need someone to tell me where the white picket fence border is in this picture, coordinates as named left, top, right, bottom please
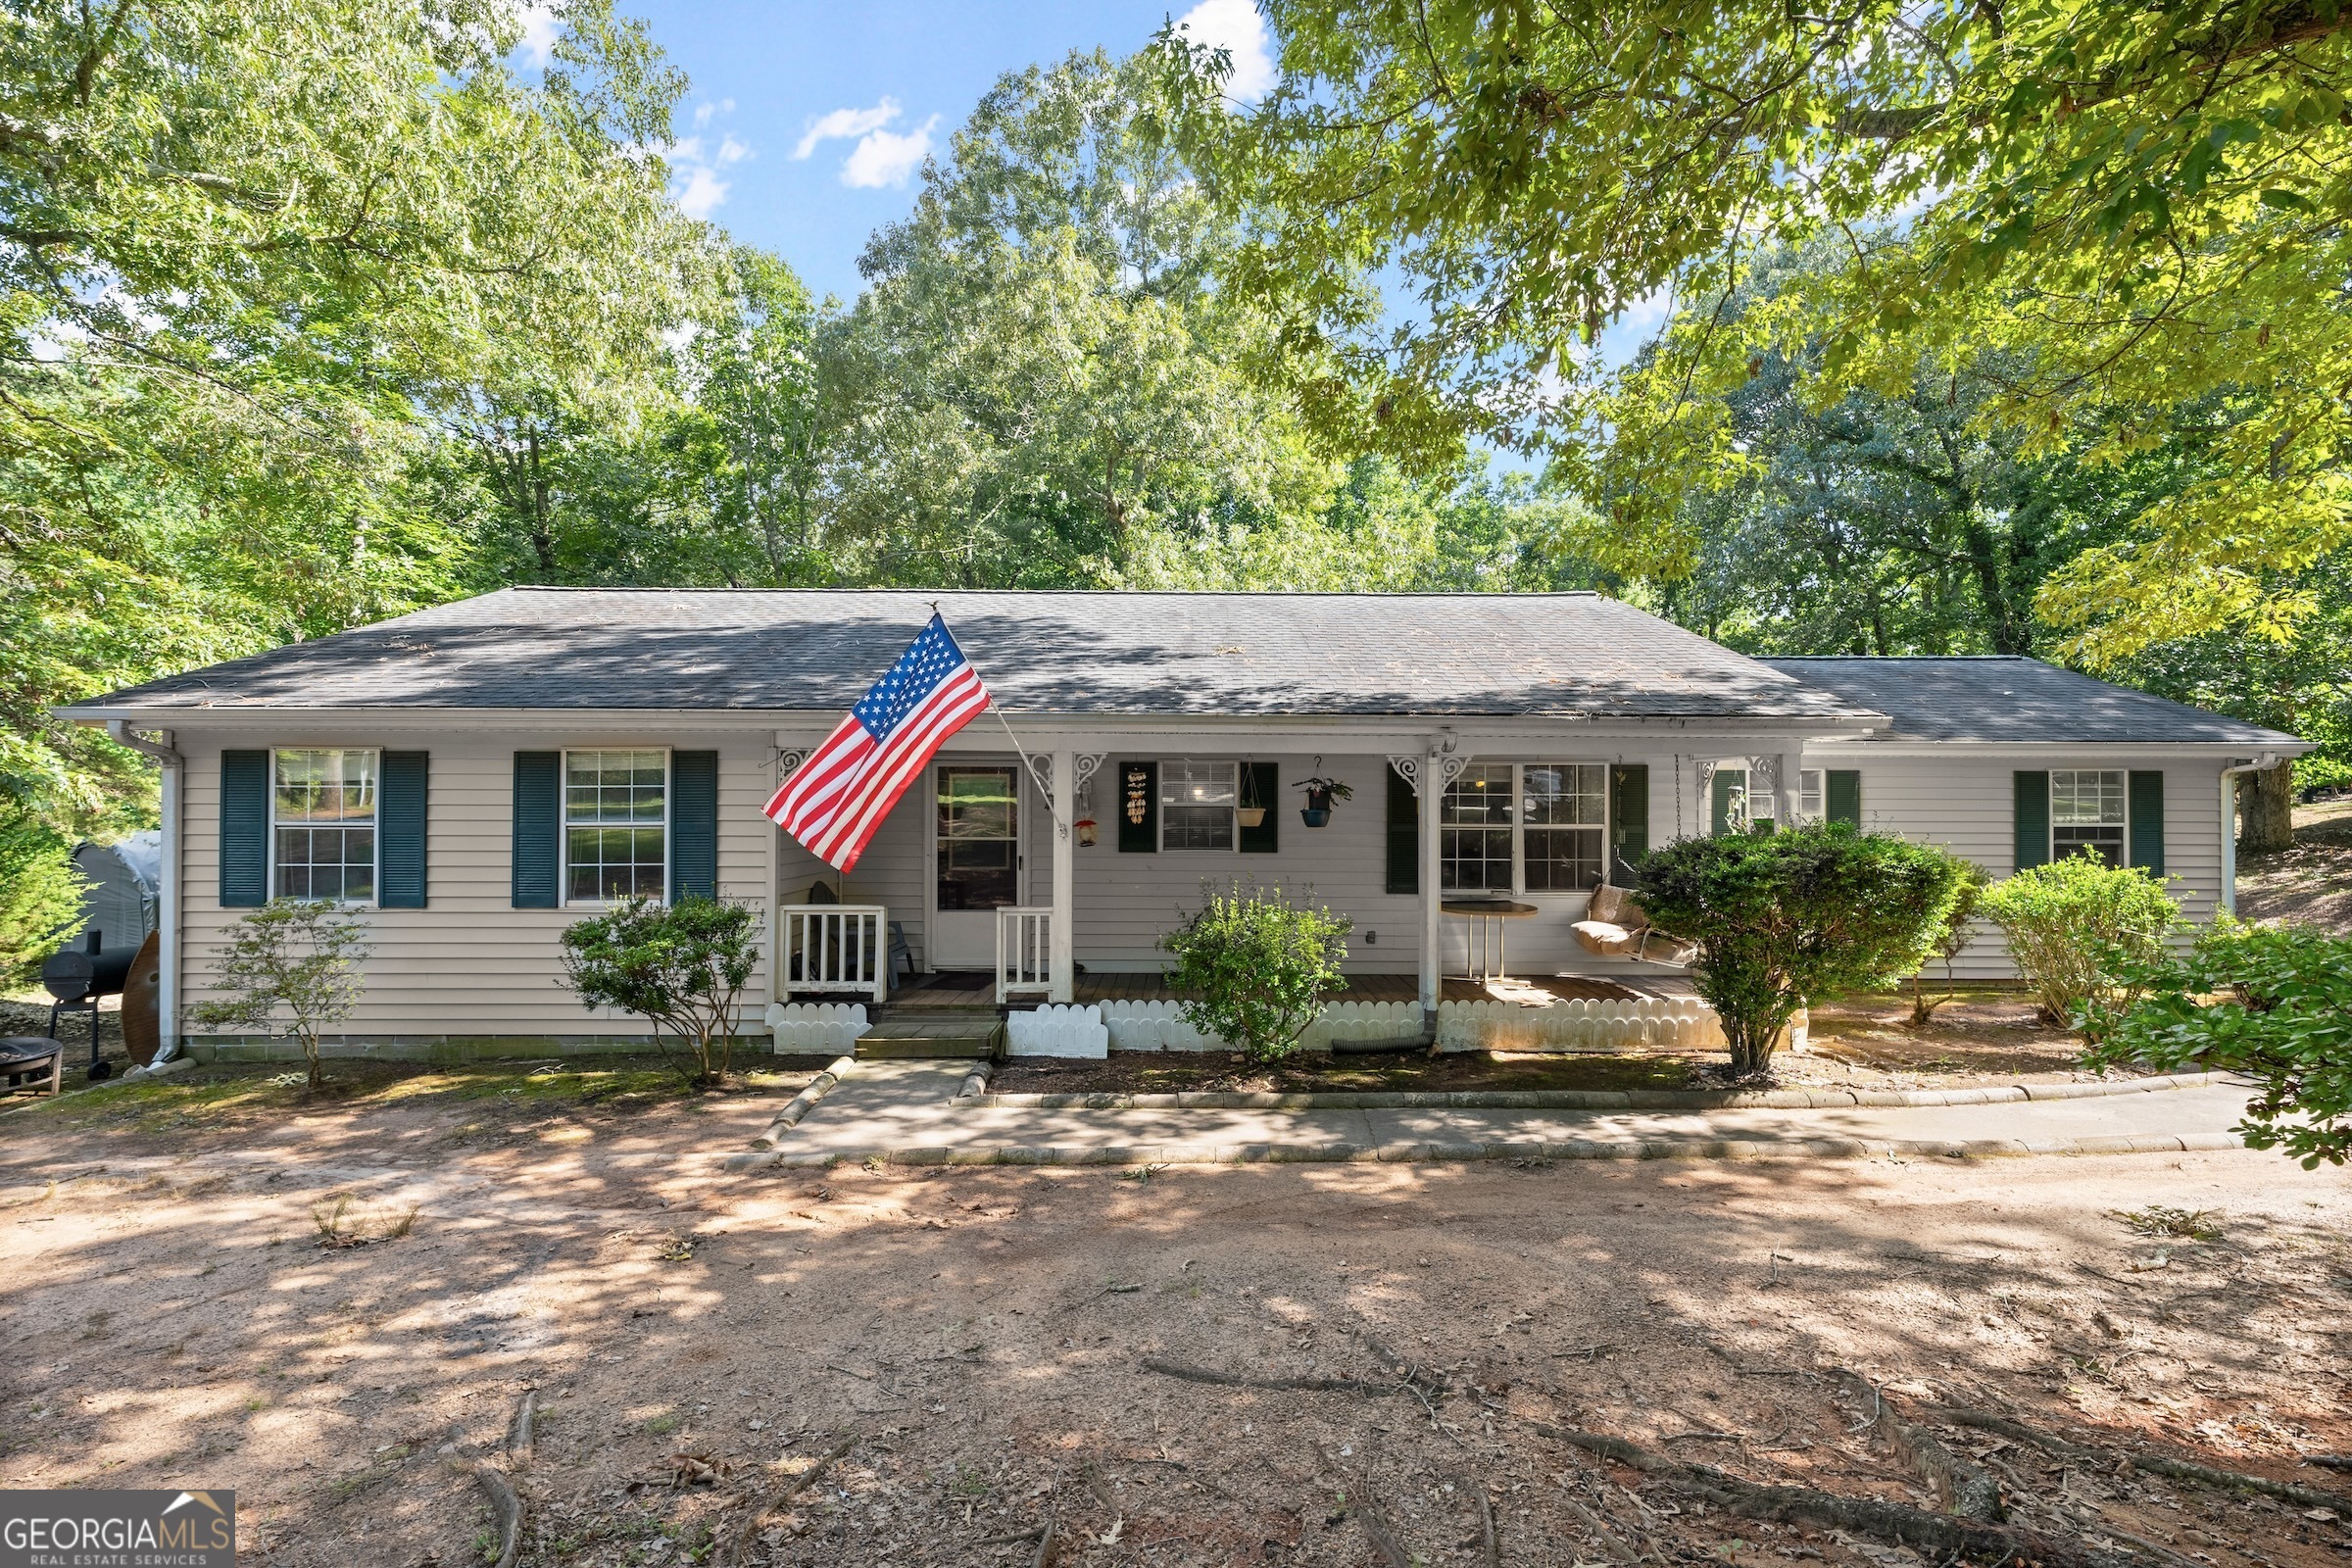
left=1099, top=995, right=1722, bottom=1054
left=763, top=1002, right=871, bottom=1055
left=1005, top=1004, right=1108, bottom=1058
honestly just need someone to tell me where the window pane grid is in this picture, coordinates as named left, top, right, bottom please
left=272, top=750, right=377, bottom=902
left=1161, top=760, right=1236, bottom=851
left=2052, top=769, right=2127, bottom=867
left=565, top=750, right=666, bottom=902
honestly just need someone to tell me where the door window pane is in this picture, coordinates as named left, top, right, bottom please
left=937, top=766, right=1019, bottom=909
left=1442, top=766, right=1513, bottom=890
left=565, top=750, right=667, bottom=901
left=1523, top=764, right=1605, bottom=891
left=2051, top=769, right=2127, bottom=866
left=1161, top=760, right=1236, bottom=851
left=273, top=750, right=376, bottom=902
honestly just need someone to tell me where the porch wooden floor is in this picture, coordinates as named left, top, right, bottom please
left=879, top=972, right=1696, bottom=1007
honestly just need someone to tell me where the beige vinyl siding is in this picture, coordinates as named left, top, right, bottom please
left=179, top=730, right=771, bottom=1041
left=1797, top=752, right=2227, bottom=979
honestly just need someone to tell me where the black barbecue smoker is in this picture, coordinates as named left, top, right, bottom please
left=41, top=930, right=134, bottom=1081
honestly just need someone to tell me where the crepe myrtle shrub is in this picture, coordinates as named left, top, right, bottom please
left=559, top=896, right=759, bottom=1089
left=1159, top=882, right=1350, bottom=1062
left=189, top=900, right=370, bottom=1090
left=1909, top=850, right=1991, bottom=1028
left=2083, top=920, right=2352, bottom=1168
left=1637, top=823, right=1969, bottom=1078
left=1977, top=854, right=2181, bottom=1034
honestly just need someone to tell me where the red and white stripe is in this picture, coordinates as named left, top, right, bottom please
left=763, top=664, right=991, bottom=873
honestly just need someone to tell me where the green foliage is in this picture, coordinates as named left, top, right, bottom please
left=2083, top=920, right=2352, bottom=1168
left=1636, top=825, right=1970, bottom=1076
left=189, top=901, right=370, bottom=1089
left=0, top=803, right=87, bottom=989
left=1909, top=850, right=1992, bottom=1027
left=1159, top=883, right=1350, bottom=1062
left=1163, top=0, right=2352, bottom=660
left=1978, top=856, right=2182, bottom=1032
left=559, top=897, right=758, bottom=1088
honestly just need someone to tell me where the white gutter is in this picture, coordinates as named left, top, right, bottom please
left=105, top=722, right=182, bottom=1062
left=2217, top=752, right=2282, bottom=917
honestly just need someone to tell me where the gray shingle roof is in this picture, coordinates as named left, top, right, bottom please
left=1758, top=657, right=2301, bottom=746
left=72, top=588, right=1875, bottom=721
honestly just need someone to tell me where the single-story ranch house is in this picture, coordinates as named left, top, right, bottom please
left=62, top=588, right=2306, bottom=1058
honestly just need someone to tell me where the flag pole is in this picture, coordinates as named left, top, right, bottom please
left=931, top=596, right=1066, bottom=835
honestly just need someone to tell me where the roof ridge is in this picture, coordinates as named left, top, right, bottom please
left=494, top=586, right=1610, bottom=599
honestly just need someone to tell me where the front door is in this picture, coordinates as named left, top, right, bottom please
left=931, top=765, right=1021, bottom=968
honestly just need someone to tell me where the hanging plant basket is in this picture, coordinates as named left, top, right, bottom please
left=1238, top=761, right=1267, bottom=828
left=1293, top=772, right=1352, bottom=828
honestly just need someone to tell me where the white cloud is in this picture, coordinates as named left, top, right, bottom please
left=517, top=1, right=559, bottom=67
left=1170, top=0, right=1276, bottom=100
left=666, top=107, right=754, bottom=220
left=793, top=99, right=904, bottom=161
left=840, top=116, right=938, bottom=189
left=676, top=165, right=730, bottom=219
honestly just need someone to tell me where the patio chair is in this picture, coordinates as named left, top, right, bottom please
left=1571, top=885, right=1690, bottom=965
left=887, top=920, right=917, bottom=990
left=0, top=1036, right=63, bottom=1098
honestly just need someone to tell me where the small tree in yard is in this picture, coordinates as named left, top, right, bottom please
left=560, top=897, right=759, bottom=1089
left=1160, top=883, right=1350, bottom=1062
left=1909, top=851, right=1990, bottom=1027
left=190, top=900, right=370, bottom=1090
left=2083, top=920, right=2352, bottom=1168
left=1978, top=854, right=2180, bottom=1033
left=1638, top=824, right=1969, bottom=1078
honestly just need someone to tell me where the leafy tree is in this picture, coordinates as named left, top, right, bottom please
left=559, top=896, right=759, bottom=1088
left=1162, top=0, right=2352, bottom=660
left=0, top=801, right=86, bottom=988
left=2084, top=920, right=2352, bottom=1168
left=1978, top=855, right=2182, bottom=1032
left=189, top=901, right=370, bottom=1089
left=1160, top=883, right=1351, bottom=1061
left=1636, top=824, right=1970, bottom=1077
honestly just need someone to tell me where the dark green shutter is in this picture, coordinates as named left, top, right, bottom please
left=219, top=750, right=270, bottom=907
left=1116, top=760, right=1157, bottom=853
left=1609, top=764, right=1648, bottom=882
left=1238, top=761, right=1280, bottom=854
left=2129, top=770, right=2165, bottom=875
left=378, top=751, right=428, bottom=908
left=512, top=752, right=561, bottom=908
left=670, top=751, right=718, bottom=901
left=1710, top=768, right=1744, bottom=837
left=2013, top=770, right=2050, bottom=872
left=1826, top=769, right=1862, bottom=826
left=1385, top=763, right=1419, bottom=895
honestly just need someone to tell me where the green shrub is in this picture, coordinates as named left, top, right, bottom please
left=1977, top=854, right=2180, bottom=1032
left=1637, top=823, right=1971, bottom=1077
left=0, top=804, right=88, bottom=990
left=559, top=897, right=759, bottom=1088
left=2083, top=919, right=2352, bottom=1167
left=2295, top=752, right=2352, bottom=796
left=190, top=900, right=370, bottom=1089
left=1909, top=849, right=1991, bottom=1026
left=1160, top=883, right=1350, bottom=1062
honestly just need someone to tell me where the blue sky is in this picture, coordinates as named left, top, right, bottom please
left=607, top=0, right=1275, bottom=306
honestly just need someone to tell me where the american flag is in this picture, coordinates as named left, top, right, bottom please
left=765, top=613, right=993, bottom=872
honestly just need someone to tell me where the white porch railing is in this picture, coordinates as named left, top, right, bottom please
left=996, top=906, right=1054, bottom=1003
left=778, top=905, right=888, bottom=1004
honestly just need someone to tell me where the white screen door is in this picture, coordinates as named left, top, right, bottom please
left=931, top=765, right=1021, bottom=967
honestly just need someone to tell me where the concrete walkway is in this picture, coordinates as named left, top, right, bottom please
left=728, top=1061, right=2255, bottom=1169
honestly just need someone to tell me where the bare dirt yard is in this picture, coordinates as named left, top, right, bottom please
left=4, top=1059, right=2349, bottom=1568
left=2238, top=799, right=2352, bottom=935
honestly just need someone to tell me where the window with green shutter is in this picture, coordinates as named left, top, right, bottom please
left=2013, top=770, right=2051, bottom=872
left=1826, top=769, right=1861, bottom=826
left=2128, top=770, right=2165, bottom=875
left=1608, top=763, right=1648, bottom=882
left=218, top=750, right=270, bottom=907
left=1385, top=763, right=1418, bottom=894
left=670, top=751, right=718, bottom=901
left=378, top=751, right=428, bottom=908
left=512, top=752, right=561, bottom=908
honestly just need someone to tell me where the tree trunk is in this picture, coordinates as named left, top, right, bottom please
left=2239, top=760, right=2295, bottom=854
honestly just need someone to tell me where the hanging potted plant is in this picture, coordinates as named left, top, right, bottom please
left=1237, top=765, right=1267, bottom=830
left=1294, top=772, right=1352, bottom=827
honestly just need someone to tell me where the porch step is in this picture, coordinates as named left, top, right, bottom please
left=856, top=1016, right=1002, bottom=1060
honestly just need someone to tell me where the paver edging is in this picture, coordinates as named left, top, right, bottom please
left=963, top=1071, right=2235, bottom=1115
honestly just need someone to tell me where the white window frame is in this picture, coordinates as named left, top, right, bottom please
left=269, top=747, right=382, bottom=906
left=561, top=746, right=673, bottom=906
left=1442, top=761, right=1612, bottom=896
left=1797, top=769, right=1824, bottom=823
left=1159, top=759, right=1240, bottom=853
left=2050, top=767, right=2129, bottom=866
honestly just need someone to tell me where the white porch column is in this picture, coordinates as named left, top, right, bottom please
left=1776, top=752, right=1800, bottom=829
left=157, top=751, right=179, bottom=1060
left=1419, top=742, right=1443, bottom=1023
left=1050, top=746, right=1074, bottom=1004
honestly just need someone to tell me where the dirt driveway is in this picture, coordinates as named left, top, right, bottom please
left=3, top=1064, right=2349, bottom=1568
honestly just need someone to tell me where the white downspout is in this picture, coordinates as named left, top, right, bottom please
left=107, top=721, right=181, bottom=1061
left=2217, top=753, right=2279, bottom=918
